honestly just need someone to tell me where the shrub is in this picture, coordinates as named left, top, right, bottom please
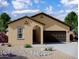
left=7, top=44, right=11, bottom=47
left=45, top=47, right=52, bottom=51
left=45, top=48, right=48, bottom=51
left=1, top=43, right=5, bottom=46
left=0, top=32, right=8, bottom=43
left=24, top=44, right=32, bottom=48
left=47, top=48, right=52, bottom=51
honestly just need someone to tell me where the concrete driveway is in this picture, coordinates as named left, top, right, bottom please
left=32, top=42, right=78, bottom=58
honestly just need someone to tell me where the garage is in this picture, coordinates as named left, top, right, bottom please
left=43, top=31, right=66, bottom=44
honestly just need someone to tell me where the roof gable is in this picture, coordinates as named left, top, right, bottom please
left=31, top=12, right=70, bottom=27
left=8, top=16, right=44, bottom=25
left=8, top=12, right=70, bottom=28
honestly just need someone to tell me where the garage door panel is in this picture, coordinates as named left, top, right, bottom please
left=44, top=31, right=66, bottom=44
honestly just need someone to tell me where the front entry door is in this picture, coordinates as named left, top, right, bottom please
left=33, top=26, right=41, bottom=44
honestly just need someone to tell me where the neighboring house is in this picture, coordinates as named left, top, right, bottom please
left=7, top=13, right=73, bottom=46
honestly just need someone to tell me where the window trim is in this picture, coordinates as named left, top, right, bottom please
left=16, top=26, right=24, bottom=40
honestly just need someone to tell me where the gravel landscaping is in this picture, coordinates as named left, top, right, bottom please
left=0, top=42, right=77, bottom=59
left=0, top=56, right=28, bottom=59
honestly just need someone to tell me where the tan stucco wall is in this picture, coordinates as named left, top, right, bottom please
left=8, top=18, right=43, bottom=46
left=45, top=25, right=67, bottom=31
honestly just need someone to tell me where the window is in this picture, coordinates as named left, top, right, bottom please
left=17, top=27, right=24, bottom=39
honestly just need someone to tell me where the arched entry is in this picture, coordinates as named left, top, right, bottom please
left=33, top=25, right=41, bottom=44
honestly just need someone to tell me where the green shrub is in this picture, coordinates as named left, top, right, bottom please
left=24, top=44, right=32, bottom=48
left=45, top=48, right=48, bottom=51
left=8, top=44, right=11, bottom=47
left=47, top=48, right=52, bottom=51
left=45, top=47, right=52, bottom=51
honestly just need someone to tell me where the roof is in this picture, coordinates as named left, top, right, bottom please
left=8, top=16, right=45, bottom=25
left=31, top=12, right=70, bottom=27
left=8, top=12, right=70, bottom=27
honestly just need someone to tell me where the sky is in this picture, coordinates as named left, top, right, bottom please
left=0, top=0, right=78, bottom=21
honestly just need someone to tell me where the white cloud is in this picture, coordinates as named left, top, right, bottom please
left=65, top=8, right=78, bottom=14
left=34, top=0, right=41, bottom=3
left=58, top=0, right=78, bottom=21
left=56, top=13, right=67, bottom=21
left=13, top=0, right=32, bottom=5
left=57, top=4, right=61, bottom=7
left=58, top=10, right=64, bottom=14
left=66, top=9, right=73, bottom=13
left=12, top=1, right=26, bottom=10
left=12, top=9, right=40, bottom=14
left=11, top=0, right=41, bottom=18
left=55, top=7, right=78, bottom=21
left=44, top=5, right=66, bottom=21
left=34, top=0, right=40, bottom=3
left=45, top=5, right=53, bottom=15
left=0, top=0, right=9, bottom=7
left=34, top=0, right=46, bottom=4
left=52, top=10, right=66, bottom=21
left=12, top=0, right=32, bottom=10
left=60, top=0, right=78, bottom=6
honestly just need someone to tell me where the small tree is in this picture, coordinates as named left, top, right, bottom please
left=64, top=11, right=78, bottom=33
left=0, top=13, right=11, bottom=32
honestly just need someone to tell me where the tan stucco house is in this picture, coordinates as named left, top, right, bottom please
left=7, top=13, right=73, bottom=46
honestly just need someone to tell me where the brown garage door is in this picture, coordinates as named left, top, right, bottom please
left=43, top=31, right=66, bottom=44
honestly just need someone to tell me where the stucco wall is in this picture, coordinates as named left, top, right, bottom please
left=8, top=18, right=43, bottom=46
left=45, top=25, right=67, bottom=31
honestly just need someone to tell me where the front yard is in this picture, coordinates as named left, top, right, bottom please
left=0, top=42, right=77, bottom=59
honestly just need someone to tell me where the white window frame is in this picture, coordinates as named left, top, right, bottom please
left=17, top=26, right=24, bottom=40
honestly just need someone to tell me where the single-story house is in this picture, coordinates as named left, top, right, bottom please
left=7, top=13, right=73, bottom=46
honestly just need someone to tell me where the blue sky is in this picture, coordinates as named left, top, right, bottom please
left=0, top=0, right=78, bottom=21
